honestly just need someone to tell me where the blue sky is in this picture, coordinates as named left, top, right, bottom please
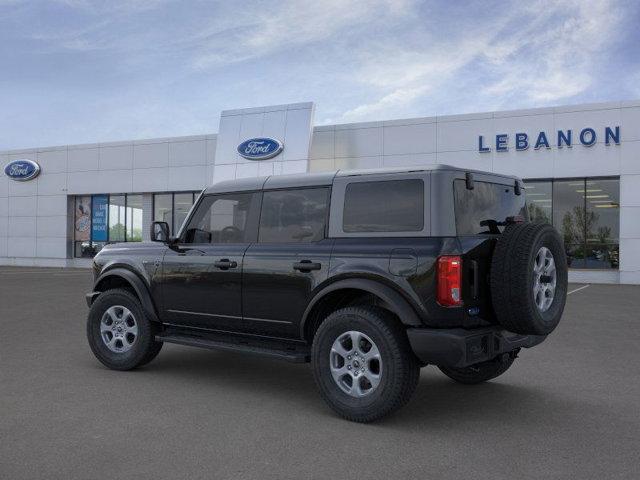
left=1, top=0, right=639, bottom=150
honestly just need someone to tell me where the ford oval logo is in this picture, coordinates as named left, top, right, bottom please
left=237, top=137, right=283, bottom=160
left=4, top=159, right=41, bottom=181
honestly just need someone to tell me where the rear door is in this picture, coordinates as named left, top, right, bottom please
left=241, top=187, right=333, bottom=338
left=452, top=178, right=528, bottom=317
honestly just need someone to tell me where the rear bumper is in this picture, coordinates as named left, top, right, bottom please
left=407, top=326, right=546, bottom=368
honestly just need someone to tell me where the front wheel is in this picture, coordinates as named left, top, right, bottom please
left=312, top=307, right=420, bottom=423
left=86, top=288, right=163, bottom=371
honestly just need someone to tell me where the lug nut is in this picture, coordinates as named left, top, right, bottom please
left=347, top=365, right=352, bottom=370
left=347, top=355, right=351, bottom=360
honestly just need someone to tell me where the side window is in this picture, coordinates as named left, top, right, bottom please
left=183, top=193, right=259, bottom=244
left=343, top=179, right=424, bottom=232
left=259, top=188, right=329, bottom=243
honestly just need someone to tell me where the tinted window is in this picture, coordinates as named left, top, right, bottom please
left=154, top=194, right=172, bottom=227
left=184, top=193, right=259, bottom=244
left=343, top=179, right=424, bottom=232
left=108, top=195, right=126, bottom=242
left=259, top=188, right=329, bottom=243
left=524, top=180, right=552, bottom=224
left=174, top=192, right=195, bottom=233
left=125, top=194, right=143, bottom=242
left=454, top=180, right=527, bottom=235
left=553, top=178, right=620, bottom=269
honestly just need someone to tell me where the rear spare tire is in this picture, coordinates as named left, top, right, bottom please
left=490, top=223, right=567, bottom=335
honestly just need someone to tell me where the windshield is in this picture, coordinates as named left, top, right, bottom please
left=454, top=179, right=528, bottom=235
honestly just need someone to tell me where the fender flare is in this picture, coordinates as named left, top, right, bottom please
left=93, top=267, right=160, bottom=323
left=301, top=278, right=422, bottom=337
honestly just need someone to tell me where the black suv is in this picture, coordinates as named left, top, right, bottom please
left=86, top=166, right=567, bottom=422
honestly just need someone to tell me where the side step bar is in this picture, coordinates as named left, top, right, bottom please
left=156, top=328, right=310, bottom=363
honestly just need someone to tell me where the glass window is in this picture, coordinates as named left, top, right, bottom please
left=343, top=179, right=424, bottom=233
left=454, top=180, right=527, bottom=235
left=126, top=194, right=143, bottom=242
left=525, top=178, right=620, bottom=270
left=154, top=193, right=173, bottom=229
left=524, top=181, right=552, bottom=224
left=553, top=180, right=587, bottom=268
left=109, top=195, right=126, bottom=242
left=174, top=193, right=195, bottom=234
left=585, top=179, right=619, bottom=269
left=184, top=193, right=258, bottom=244
left=259, top=188, right=329, bottom=243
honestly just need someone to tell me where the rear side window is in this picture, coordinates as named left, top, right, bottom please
left=259, top=188, right=329, bottom=243
left=343, top=179, right=424, bottom=232
left=454, top=180, right=528, bottom=235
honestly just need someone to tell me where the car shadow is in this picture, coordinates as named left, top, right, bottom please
left=116, top=344, right=585, bottom=429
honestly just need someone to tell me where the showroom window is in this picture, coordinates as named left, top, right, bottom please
left=524, top=178, right=619, bottom=270
left=153, top=191, right=199, bottom=235
left=74, top=193, right=145, bottom=258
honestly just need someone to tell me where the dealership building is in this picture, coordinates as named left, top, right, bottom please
left=1, top=100, right=639, bottom=284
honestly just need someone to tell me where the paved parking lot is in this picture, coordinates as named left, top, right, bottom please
left=1, top=267, right=639, bottom=479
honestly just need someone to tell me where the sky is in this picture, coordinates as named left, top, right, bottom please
left=1, top=0, right=639, bottom=150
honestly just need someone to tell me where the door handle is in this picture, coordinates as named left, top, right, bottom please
left=214, top=259, right=238, bottom=270
left=293, top=260, right=321, bottom=272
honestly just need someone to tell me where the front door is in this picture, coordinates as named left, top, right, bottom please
left=161, top=191, right=261, bottom=332
left=242, top=187, right=332, bottom=339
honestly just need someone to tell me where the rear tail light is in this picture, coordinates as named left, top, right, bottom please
left=437, top=256, right=462, bottom=307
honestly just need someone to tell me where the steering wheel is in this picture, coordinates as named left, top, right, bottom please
left=221, top=226, right=242, bottom=242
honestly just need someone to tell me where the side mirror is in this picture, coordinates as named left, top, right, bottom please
left=151, top=221, right=170, bottom=243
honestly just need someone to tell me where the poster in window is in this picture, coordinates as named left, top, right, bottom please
left=75, top=196, right=91, bottom=241
left=91, top=195, right=108, bottom=242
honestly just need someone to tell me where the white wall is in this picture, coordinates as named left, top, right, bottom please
left=213, top=102, right=314, bottom=181
left=0, top=134, right=217, bottom=267
left=1, top=99, right=639, bottom=283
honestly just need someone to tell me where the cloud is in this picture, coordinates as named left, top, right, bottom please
left=191, top=0, right=414, bottom=69
left=481, top=0, right=622, bottom=104
left=0, top=0, right=635, bottom=149
left=334, top=0, right=626, bottom=122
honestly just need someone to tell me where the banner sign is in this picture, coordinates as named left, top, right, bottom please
left=91, top=195, right=109, bottom=242
left=75, top=196, right=91, bottom=242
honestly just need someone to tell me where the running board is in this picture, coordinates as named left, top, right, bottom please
left=156, top=329, right=310, bottom=363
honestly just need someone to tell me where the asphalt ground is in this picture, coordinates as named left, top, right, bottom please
left=1, top=267, right=639, bottom=479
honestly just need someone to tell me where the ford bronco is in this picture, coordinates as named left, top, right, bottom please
left=86, top=166, right=567, bottom=422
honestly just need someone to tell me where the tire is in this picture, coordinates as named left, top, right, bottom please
left=490, top=223, right=568, bottom=335
left=86, top=288, right=163, bottom=371
left=312, top=306, right=420, bottom=423
left=439, top=352, right=517, bottom=385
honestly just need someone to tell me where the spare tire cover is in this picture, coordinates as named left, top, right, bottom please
left=490, top=223, right=568, bottom=335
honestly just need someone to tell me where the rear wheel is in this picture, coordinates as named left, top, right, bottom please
left=312, top=306, right=419, bottom=423
left=86, top=288, right=163, bottom=370
left=438, top=352, right=517, bottom=385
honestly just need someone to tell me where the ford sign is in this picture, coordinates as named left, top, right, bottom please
left=237, top=138, right=283, bottom=160
left=4, top=159, right=41, bottom=181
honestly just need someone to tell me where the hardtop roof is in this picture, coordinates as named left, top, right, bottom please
left=203, top=164, right=520, bottom=194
